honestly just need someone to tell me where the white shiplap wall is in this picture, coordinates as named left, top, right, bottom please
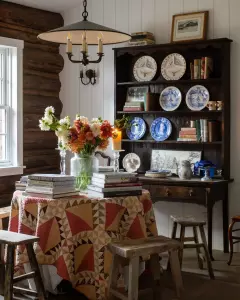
left=60, top=0, right=240, bottom=250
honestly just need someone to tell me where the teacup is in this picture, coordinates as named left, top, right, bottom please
left=216, top=101, right=223, bottom=111
left=207, top=101, right=217, bottom=111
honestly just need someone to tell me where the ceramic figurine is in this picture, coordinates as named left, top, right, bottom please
left=178, top=160, right=192, bottom=180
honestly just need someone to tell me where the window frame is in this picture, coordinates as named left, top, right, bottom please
left=0, top=36, right=24, bottom=177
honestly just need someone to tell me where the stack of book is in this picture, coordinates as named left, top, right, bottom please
left=15, top=175, right=28, bottom=191
left=190, top=57, right=213, bottom=79
left=129, top=32, right=155, bottom=46
left=123, top=101, right=144, bottom=112
left=177, top=127, right=197, bottom=142
left=24, top=174, right=78, bottom=199
left=87, top=172, right=142, bottom=198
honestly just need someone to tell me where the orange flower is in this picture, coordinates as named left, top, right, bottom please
left=100, top=121, right=113, bottom=139
left=78, top=133, right=86, bottom=142
left=86, top=131, right=94, bottom=141
left=98, top=139, right=109, bottom=150
left=74, top=120, right=83, bottom=133
left=69, top=127, right=78, bottom=142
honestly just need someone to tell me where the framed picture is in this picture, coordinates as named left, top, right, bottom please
left=151, top=150, right=202, bottom=174
left=126, top=86, right=149, bottom=103
left=171, top=11, right=208, bottom=43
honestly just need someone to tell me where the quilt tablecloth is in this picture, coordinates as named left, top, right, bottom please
left=9, top=190, right=157, bottom=300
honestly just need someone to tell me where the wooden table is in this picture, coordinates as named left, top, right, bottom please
left=139, top=176, right=233, bottom=260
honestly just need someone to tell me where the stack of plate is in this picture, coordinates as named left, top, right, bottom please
left=145, top=170, right=172, bottom=178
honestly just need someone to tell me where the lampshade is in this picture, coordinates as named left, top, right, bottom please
left=38, top=20, right=131, bottom=45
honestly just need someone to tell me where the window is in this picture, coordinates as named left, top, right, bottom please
left=0, top=37, right=24, bottom=176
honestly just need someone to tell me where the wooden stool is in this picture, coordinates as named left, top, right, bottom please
left=0, top=206, right=11, bottom=230
left=107, top=235, right=183, bottom=300
left=228, top=215, right=240, bottom=265
left=0, top=230, right=47, bottom=300
left=170, top=216, right=214, bottom=279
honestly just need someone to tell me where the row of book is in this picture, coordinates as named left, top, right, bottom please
left=123, top=101, right=144, bottom=112
left=23, top=174, right=78, bottom=199
left=129, top=31, right=155, bottom=46
left=177, top=119, right=219, bottom=142
left=190, top=57, right=213, bottom=80
left=87, top=172, right=142, bottom=198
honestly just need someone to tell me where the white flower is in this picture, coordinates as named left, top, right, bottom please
left=77, top=116, right=89, bottom=124
left=59, top=116, right=70, bottom=127
left=91, top=118, right=101, bottom=124
left=43, top=114, right=53, bottom=125
left=44, top=106, right=55, bottom=116
left=39, top=119, right=50, bottom=131
left=90, top=122, right=101, bottom=137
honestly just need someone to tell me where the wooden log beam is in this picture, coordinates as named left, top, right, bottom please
left=23, top=95, right=62, bottom=114
left=23, top=74, right=61, bottom=92
left=23, top=132, right=58, bottom=150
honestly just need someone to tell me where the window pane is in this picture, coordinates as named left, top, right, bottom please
left=0, top=109, right=6, bottom=134
left=0, top=135, right=6, bottom=160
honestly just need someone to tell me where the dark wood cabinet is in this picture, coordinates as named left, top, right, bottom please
left=113, top=38, right=233, bottom=258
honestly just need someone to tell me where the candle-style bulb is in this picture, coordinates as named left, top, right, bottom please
left=66, top=33, right=72, bottom=54
left=98, top=37, right=103, bottom=54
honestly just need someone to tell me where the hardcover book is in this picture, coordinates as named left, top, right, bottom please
left=88, top=190, right=142, bottom=198
left=28, top=174, right=75, bottom=182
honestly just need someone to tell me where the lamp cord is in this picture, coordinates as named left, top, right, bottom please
left=82, top=0, right=88, bottom=21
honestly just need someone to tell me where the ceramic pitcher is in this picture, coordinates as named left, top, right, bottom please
left=178, top=160, right=192, bottom=180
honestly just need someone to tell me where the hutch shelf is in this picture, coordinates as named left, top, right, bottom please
left=113, top=38, right=232, bottom=259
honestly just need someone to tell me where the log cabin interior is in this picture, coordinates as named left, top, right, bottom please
left=0, top=0, right=240, bottom=299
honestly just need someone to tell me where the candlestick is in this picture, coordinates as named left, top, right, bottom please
left=112, top=129, right=122, bottom=150
left=66, top=36, right=72, bottom=53
left=98, top=37, right=103, bottom=53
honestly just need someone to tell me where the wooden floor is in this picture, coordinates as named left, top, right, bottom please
left=46, top=250, right=240, bottom=299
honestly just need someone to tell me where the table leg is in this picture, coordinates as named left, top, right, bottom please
left=206, top=189, right=214, bottom=261
left=223, top=185, right=229, bottom=253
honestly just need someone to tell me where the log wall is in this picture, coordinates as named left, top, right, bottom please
left=0, top=2, right=64, bottom=206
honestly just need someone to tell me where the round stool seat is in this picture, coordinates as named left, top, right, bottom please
left=171, top=215, right=206, bottom=226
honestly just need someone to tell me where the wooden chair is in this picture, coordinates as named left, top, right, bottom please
left=0, top=206, right=11, bottom=230
left=95, top=151, right=111, bottom=166
left=227, top=215, right=240, bottom=265
left=107, top=235, right=183, bottom=300
left=0, top=230, right=47, bottom=300
left=170, top=216, right=214, bottom=279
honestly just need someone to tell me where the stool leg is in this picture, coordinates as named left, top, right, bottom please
left=0, top=219, right=3, bottom=230
left=179, top=225, right=185, bottom=268
left=108, top=254, right=122, bottom=300
left=171, top=222, right=178, bottom=239
left=227, top=220, right=235, bottom=265
left=4, top=245, right=15, bottom=300
left=150, top=253, right=161, bottom=300
left=0, top=244, right=5, bottom=295
left=169, top=249, right=184, bottom=299
left=26, top=243, right=46, bottom=300
left=193, top=226, right=204, bottom=270
left=199, top=225, right=215, bottom=279
left=128, top=256, right=139, bottom=300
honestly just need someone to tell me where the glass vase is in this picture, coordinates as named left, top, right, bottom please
left=70, top=153, right=99, bottom=191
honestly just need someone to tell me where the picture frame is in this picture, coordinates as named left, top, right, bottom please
left=126, top=86, right=149, bottom=103
left=171, top=11, right=208, bottom=43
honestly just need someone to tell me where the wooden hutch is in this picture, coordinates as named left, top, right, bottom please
left=113, top=38, right=232, bottom=259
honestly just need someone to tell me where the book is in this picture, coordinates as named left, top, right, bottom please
left=179, top=134, right=197, bottom=139
left=23, top=191, right=79, bottom=199
left=92, top=177, right=138, bottom=185
left=92, top=172, right=137, bottom=180
left=124, top=101, right=143, bottom=107
left=190, top=62, right=194, bottom=80
left=88, top=190, right=142, bottom=198
left=88, top=184, right=142, bottom=193
left=131, top=31, right=154, bottom=37
left=98, top=166, right=114, bottom=172
left=204, top=57, right=213, bottom=79
left=195, top=120, right=201, bottom=141
left=201, top=57, right=205, bottom=79
left=203, top=119, right=208, bottom=142
left=194, top=59, right=201, bottom=79
left=129, top=40, right=155, bottom=46
left=27, top=179, right=75, bottom=187
left=179, top=130, right=197, bottom=135
left=15, top=181, right=26, bottom=191
left=177, top=138, right=197, bottom=142
left=180, top=128, right=196, bottom=132
left=91, top=180, right=141, bottom=189
left=123, top=107, right=143, bottom=111
left=28, top=174, right=75, bottom=182
left=25, top=186, right=76, bottom=194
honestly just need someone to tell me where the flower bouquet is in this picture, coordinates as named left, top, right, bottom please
left=39, top=107, right=113, bottom=190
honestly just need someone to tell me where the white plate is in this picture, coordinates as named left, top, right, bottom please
left=133, top=56, right=157, bottom=82
left=186, top=85, right=210, bottom=111
left=161, top=53, right=186, bottom=80
left=123, top=153, right=141, bottom=173
left=159, top=86, right=182, bottom=111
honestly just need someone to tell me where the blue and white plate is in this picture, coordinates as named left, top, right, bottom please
left=186, top=85, right=210, bottom=111
left=150, top=117, right=172, bottom=141
left=126, top=117, right=146, bottom=140
left=159, top=86, right=182, bottom=111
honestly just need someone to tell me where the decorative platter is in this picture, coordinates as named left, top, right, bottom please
left=123, top=153, right=141, bottom=173
left=161, top=53, right=186, bottom=80
left=186, top=85, right=210, bottom=111
left=133, top=56, right=157, bottom=82
left=145, top=170, right=172, bottom=178
left=159, top=86, right=182, bottom=111
left=150, top=117, right=172, bottom=141
left=126, top=117, right=146, bottom=140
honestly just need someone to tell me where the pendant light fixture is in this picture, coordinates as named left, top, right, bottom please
left=38, top=0, right=131, bottom=66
